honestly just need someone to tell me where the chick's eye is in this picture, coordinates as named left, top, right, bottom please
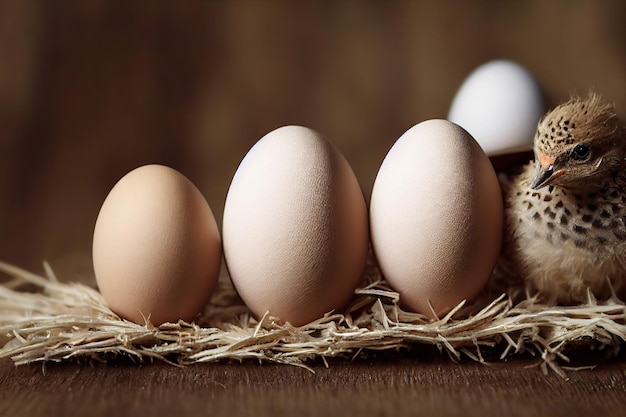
left=570, top=144, right=590, bottom=160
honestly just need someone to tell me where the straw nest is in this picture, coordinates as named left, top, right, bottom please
left=1, top=256, right=625, bottom=378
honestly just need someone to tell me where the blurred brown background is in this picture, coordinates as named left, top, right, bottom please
left=1, top=0, right=625, bottom=283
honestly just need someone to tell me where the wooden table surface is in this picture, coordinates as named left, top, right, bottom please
left=2, top=350, right=625, bottom=417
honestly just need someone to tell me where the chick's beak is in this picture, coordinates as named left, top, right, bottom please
left=530, top=152, right=564, bottom=190
left=530, top=162, right=553, bottom=190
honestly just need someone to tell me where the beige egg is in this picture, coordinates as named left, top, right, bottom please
left=93, top=164, right=221, bottom=325
left=223, top=125, right=369, bottom=326
left=370, top=120, right=503, bottom=317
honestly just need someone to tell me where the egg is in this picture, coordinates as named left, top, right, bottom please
left=92, top=164, right=221, bottom=325
left=448, top=60, right=544, bottom=156
left=222, top=125, right=369, bottom=326
left=369, top=120, right=503, bottom=317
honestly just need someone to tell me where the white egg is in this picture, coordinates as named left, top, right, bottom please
left=448, top=60, right=544, bottom=156
left=222, top=125, right=369, bottom=326
left=370, top=120, right=503, bottom=317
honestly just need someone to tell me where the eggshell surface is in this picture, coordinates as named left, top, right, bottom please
left=369, top=120, right=503, bottom=317
left=93, top=164, right=221, bottom=326
left=448, top=60, right=544, bottom=156
left=222, top=125, right=369, bottom=326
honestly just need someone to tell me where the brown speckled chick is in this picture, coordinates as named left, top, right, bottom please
left=500, top=94, right=626, bottom=304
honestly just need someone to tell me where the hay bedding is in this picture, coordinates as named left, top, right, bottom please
left=1, top=257, right=625, bottom=378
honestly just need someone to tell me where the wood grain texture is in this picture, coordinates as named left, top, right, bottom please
left=1, top=352, right=626, bottom=417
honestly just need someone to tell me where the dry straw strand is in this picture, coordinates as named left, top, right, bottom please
left=1, top=258, right=625, bottom=376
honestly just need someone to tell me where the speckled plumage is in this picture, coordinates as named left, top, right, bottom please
left=500, top=94, right=626, bottom=303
